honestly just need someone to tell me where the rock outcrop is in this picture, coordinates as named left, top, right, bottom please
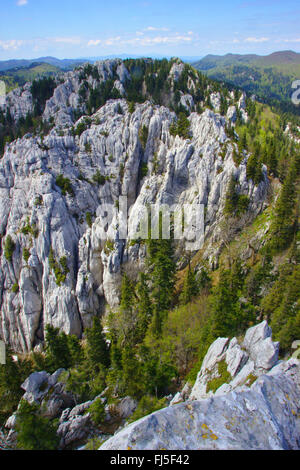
left=4, top=365, right=137, bottom=449
left=99, top=322, right=300, bottom=450
left=0, top=60, right=269, bottom=352
left=190, top=321, right=279, bottom=400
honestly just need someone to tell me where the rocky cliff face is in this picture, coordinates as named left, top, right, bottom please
left=99, top=322, right=300, bottom=450
left=0, top=59, right=269, bottom=352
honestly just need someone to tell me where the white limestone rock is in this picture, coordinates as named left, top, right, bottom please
left=99, top=359, right=300, bottom=450
left=225, top=338, right=248, bottom=377
left=169, top=62, right=185, bottom=82
left=58, top=414, right=92, bottom=448
left=0, top=67, right=269, bottom=352
left=243, top=320, right=272, bottom=349
left=21, top=371, right=50, bottom=403
left=189, top=322, right=280, bottom=401
left=180, top=93, right=194, bottom=112
left=190, top=338, right=229, bottom=400
left=210, top=92, right=221, bottom=112
left=226, top=105, right=237, bottom=123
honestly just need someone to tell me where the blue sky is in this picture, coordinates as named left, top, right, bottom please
left=0, top=0, right=300, bottom=59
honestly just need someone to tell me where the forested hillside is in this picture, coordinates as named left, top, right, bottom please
left=193, top=51, right=300, bottom=116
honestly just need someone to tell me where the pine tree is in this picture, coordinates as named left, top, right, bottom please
left=44, top=325, right=72, bottom=372
left=136, top=273, right=153, bottom=342
left=180, top=266, right=199, bottom=304
left=246, top=152, right=262, bottom=184
left=67, top=335, right=84, bottom=367
left=270, top=158, right=298, bottom=251
left=149, top=237, right=176, bottom=335
left=85, top=317, right=110, bottom=372
left=224, top=175, right=239, bottom=215
left=0, top=348, right=32, bottom=425
left=16, top=400, right=59, bottom=450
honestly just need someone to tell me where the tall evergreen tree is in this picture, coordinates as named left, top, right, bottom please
left=180, top=266, right=199, bottom=304
left=270, top=157, right=299, bottom=251
left=136, top=273, right=153, bottom=342
left=149, top=237, right=176, bottom=335
left=44, top=325, right=72, bottom=372
left=85, top=317, right=110, bottom=372
left=16, top=400, right=59, bottom=450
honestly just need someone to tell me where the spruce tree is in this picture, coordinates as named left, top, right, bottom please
left=149, top=237, right=176, bottom=335
left=224, top=175, right=239, bottom=215
left=44, top=325, right=72, bottom=372
left=136, top=273, right=153, bottom=342
left=270, top=158, right=298, bottom=251
left=180, top=266, right=199, bottom=304
left=85, top=317, right=110, bottom=372
left=16, top=400, right=59, bottom=450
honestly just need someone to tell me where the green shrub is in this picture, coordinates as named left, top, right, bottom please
left=85, top=142, right=92, bottom=153
left=75, top=121, right=87, bottom=136
left=48, top=248, right=70, bottom=286
left=169, top=113, right=190, bottom=139
left=16, top=400, right=59, bottom=450
left=224, top=176, right=249, bottom=216
left=34, top=195, right=43, bottom=207
left=11, top=283, right=19, bottom=294
left=89, top=398, right=106, bottom=425
left=139, top=125, right=148, bottom=149
left=85, top=437, right=105, bottom=450
left=55, top=175, right=74, bottom=196
left=140, top=162, right=148, bottom=178
left=119, top=163, right=125, bottom=181
left=92, top=170, right=106, bottom=186
left=21, top=217, right=39, bottom=238
left=23, top=248, right=30, bottom=262
left=104, top=240, right=114, bottom=255
left=128, top=101, right=135, bottom=114
left=4, top=235, right=15, bottom=262
left=128, top=396, right=167, bottom=424
left=86, top=212, right=93, bottom=228
left=206, top=360, right=232, bottom=393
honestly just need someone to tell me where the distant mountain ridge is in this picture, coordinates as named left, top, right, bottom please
left=193, top=50, right=300, bottom=71
left=0, top=54, right=203, bottom=73
left=192, top=50, right=300, bottom=116
left=0, top=57, right=87, bottom=72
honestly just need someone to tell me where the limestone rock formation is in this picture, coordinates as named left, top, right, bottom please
left=99, top=322, right=300, bottom=450
left=190, top=321, right=279, bottom=400
left=0, top=60, right=269, bottom=352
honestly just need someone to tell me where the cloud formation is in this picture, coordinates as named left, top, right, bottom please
left=245, top=37, right=270, bottom=43
left=0, top=40, right=25, bottom=50
left=17, top=0, right=28, bottom=6
left=87, top=31, right=195, bottom=48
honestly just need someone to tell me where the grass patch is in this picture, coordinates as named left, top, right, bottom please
left=206, top=360, right=232, bottom=394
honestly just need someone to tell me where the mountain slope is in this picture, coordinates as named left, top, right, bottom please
left=0, top=58, right=272, bottom=352
left=193, top=50, right=300, bottom=70
left=193, top=51, right=300, bottom=115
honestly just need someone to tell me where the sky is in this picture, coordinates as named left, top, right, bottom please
left=0, top=0, right=300, bottom=60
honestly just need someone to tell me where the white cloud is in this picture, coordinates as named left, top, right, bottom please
left=87, top=39, right=102, bottom=47
left=282, top=38, right=300, bottom=43
left=0, top=40, right=25, bottom=50
left=17, top=0, right=28, bottom=6
left=88, top=32, right=194, bottom=48
left=53, top=37, right=82, bottom=45
left=144, top=26, right=169, bottom=32
left=244, top=37, right=269, bottom=43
